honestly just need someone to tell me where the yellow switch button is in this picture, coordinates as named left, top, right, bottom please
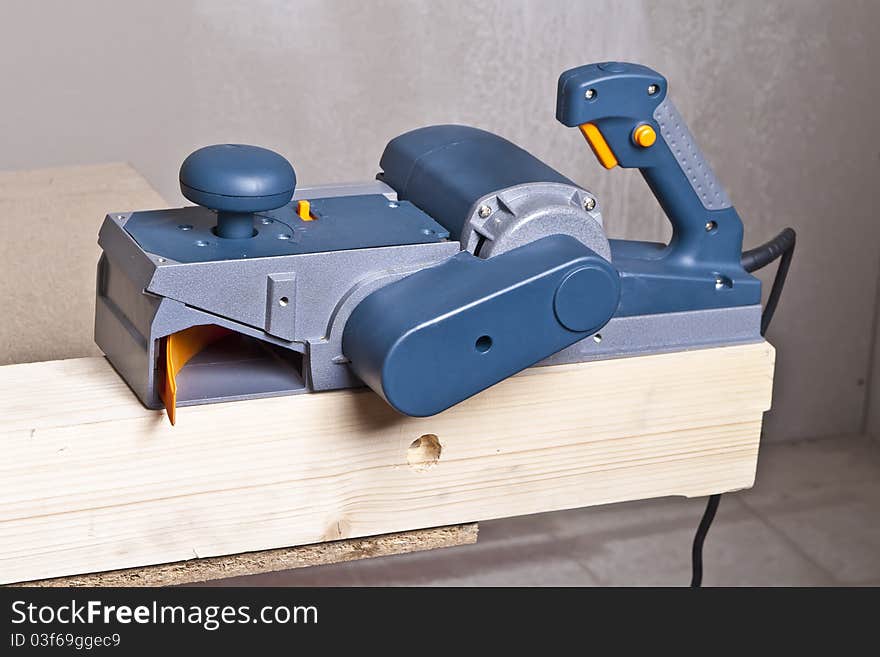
left=297, top=199, right=314, bottom=221
left=633, top=124, right=657, bottom=148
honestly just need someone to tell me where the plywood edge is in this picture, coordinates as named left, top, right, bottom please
left=0, top=162, right=162, bottom=203
left=12, top=523, right=478, bottom=587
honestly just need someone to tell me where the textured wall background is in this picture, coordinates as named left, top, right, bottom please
left=870, top=277, right=880, bottom=439
left=0, top=0, right=878, bottom=441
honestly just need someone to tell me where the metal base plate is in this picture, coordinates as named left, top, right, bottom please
left=541, top=304, right=762, bottom=367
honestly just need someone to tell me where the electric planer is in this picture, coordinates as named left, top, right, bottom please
left=95, top=62, right=763, bottom=424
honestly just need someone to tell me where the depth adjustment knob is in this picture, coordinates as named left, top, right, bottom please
left=179, top=144, right=297, bottom=239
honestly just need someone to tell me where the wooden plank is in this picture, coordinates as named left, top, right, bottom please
left=0, top=342, right=774, bottom=585
left=0, top=163, right=167, bottom=366
left=16, top=524, right=478, bottom=587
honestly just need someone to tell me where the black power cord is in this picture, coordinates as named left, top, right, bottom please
left=743, top=228, right=797, bottom=335
left=689, top=227, right=797, bottom=587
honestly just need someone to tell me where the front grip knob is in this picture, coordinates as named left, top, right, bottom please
left=179, top=144, right=297, bottom=239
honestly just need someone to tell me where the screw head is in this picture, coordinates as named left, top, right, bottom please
left=584, top=88, right=596, bottom=100
left=478, top=204, right=492, bottom=218
left=582, top=196, right=596, bottom=212
left=705, top=220, right=717, bottom=232
left=647, top=84, right=659, bottom=95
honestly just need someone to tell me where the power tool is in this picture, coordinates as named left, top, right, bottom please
left=95, top=62, right=765, bottom=424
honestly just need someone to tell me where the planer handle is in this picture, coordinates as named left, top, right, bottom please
left=556, top=62, right=744, bottom=270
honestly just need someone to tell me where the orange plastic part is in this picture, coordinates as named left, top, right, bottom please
left=296, top=199, right=314, bottom=221
left=578, top=123, right=618, bottom=169
left=633, top=124, right=657, bottom=148
left=160, top=325, right=232, bottom=425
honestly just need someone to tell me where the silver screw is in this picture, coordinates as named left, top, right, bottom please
left=478, top=204, right=492, bottom=218
left=582, top=196, right=596, bottom=211
left=584, top=88, right=596, bottom=100
left=647, top=84, right=659, bottom=95
left=705, top=220, right=717, bottom=232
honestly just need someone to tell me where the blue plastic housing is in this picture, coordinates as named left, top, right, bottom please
left=378, top=124, right=760, bottom=317
left=343, top=235, right=620, bottom=416
left=380, top=125, right=574, bottom=239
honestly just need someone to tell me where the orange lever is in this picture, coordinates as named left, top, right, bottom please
left=297, top=199, right=314, bottom=221
left=578, top=123, right=618, bottom=169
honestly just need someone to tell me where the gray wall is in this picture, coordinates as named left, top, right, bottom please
left=1, top=0, right=878, bottom=441
left=870, top=267, right=880, bottom=440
